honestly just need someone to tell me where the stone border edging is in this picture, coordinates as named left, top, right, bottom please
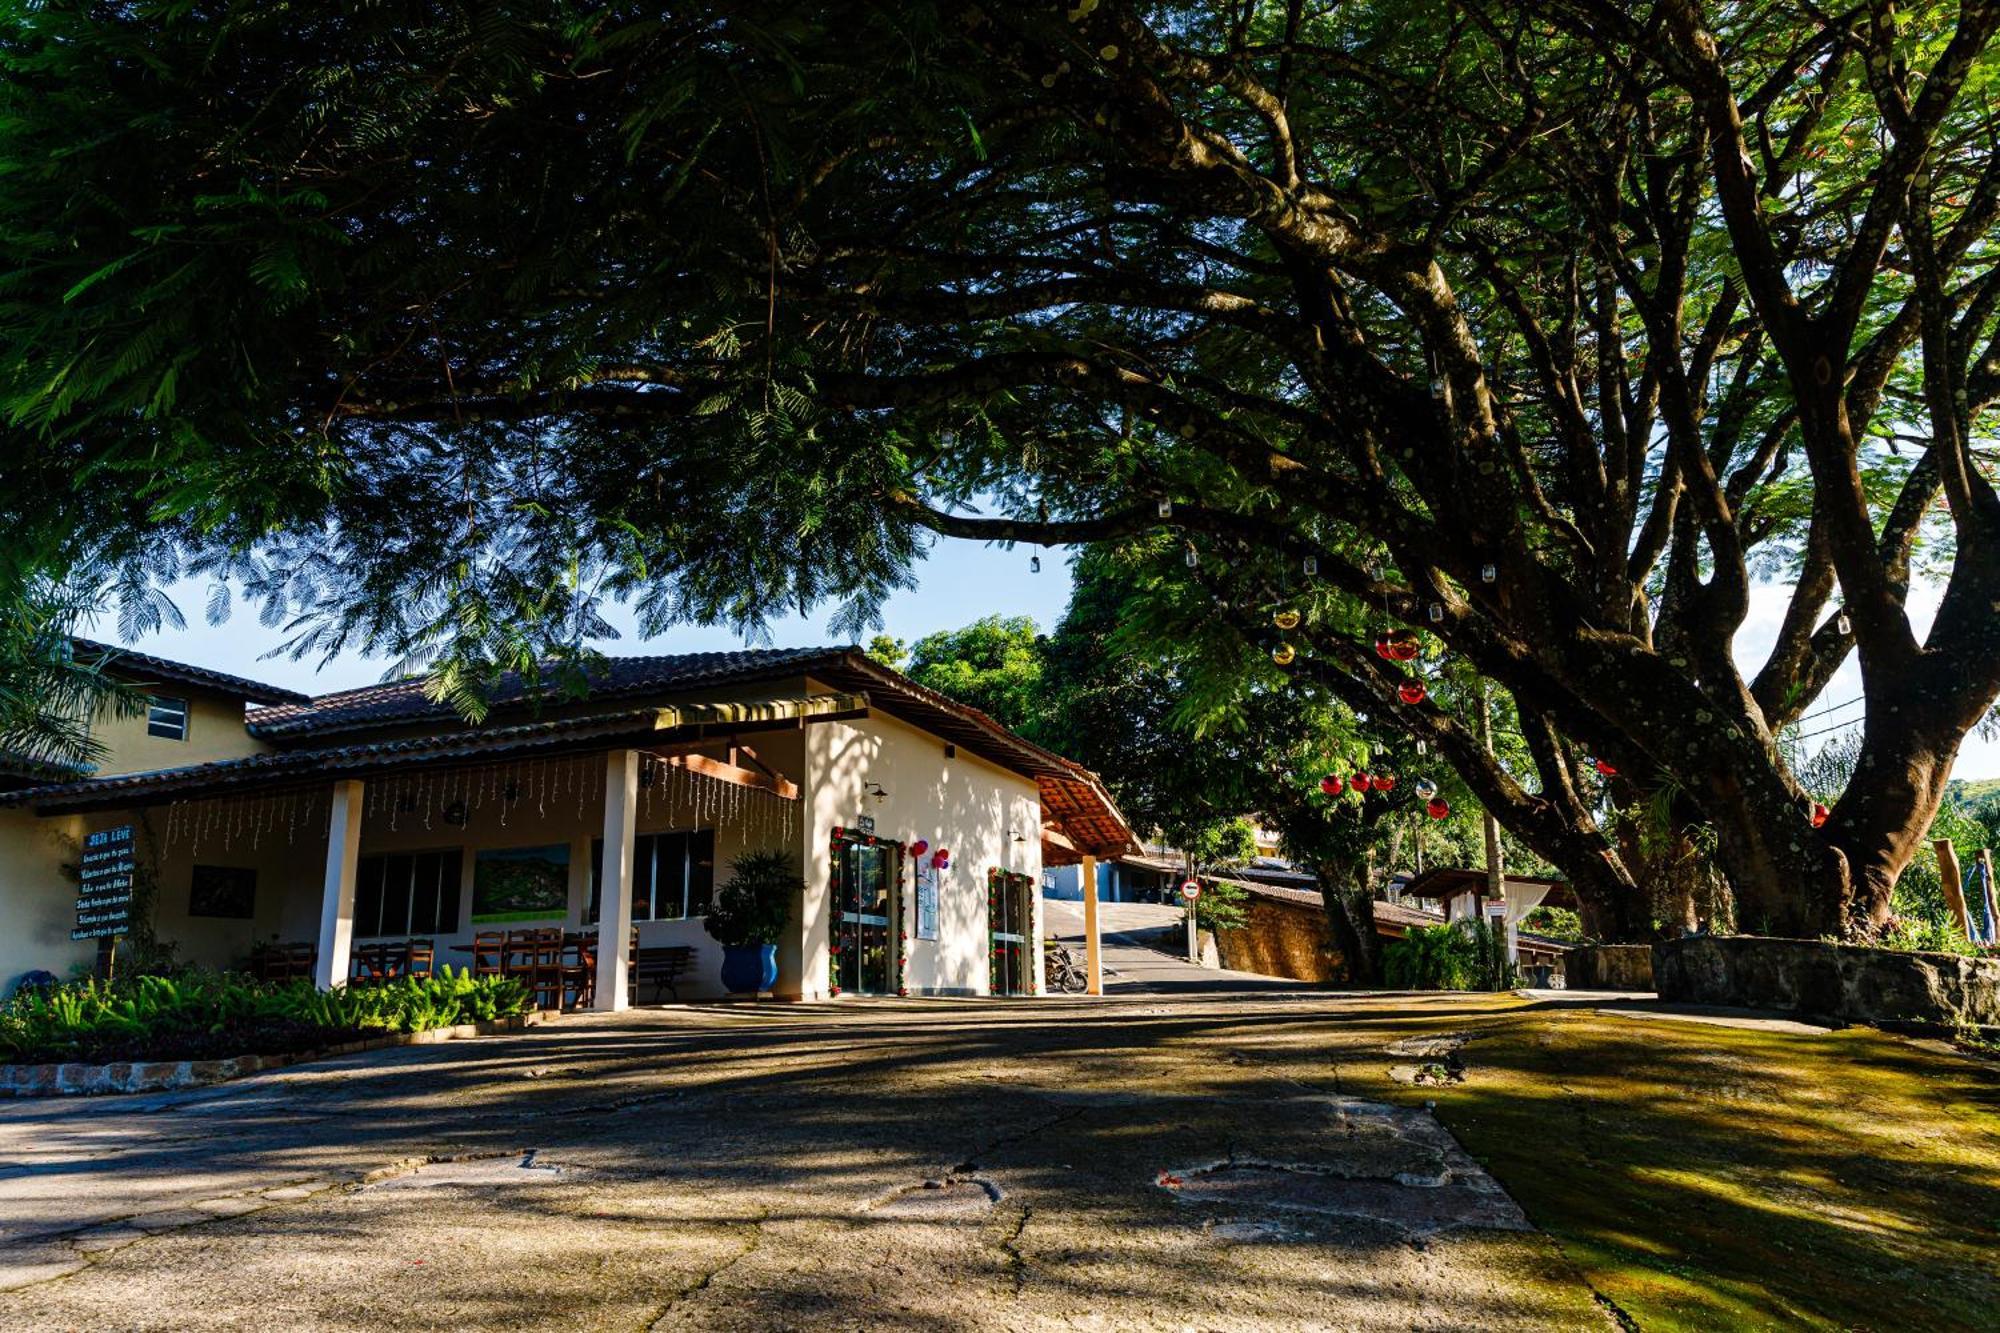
left=0, top=1011, right=550, bottom=1097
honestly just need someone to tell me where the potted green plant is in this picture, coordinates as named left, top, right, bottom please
left=706, top=851, right=797, bottom=994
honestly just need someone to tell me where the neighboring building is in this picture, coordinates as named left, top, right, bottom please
left=1043, top=848, right=1179, bottom=903
left=0, top=645, right=1134, bottom=1003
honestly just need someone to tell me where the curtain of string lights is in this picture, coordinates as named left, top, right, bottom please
left=158, top=752, right=798, bottom=857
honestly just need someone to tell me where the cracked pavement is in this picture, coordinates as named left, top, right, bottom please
left=0, top=991, right=1609, bottom=1330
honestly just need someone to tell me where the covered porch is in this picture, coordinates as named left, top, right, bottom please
left=22, top=696, right=866, bottom=1009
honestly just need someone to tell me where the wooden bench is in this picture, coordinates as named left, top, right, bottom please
left=630, top=945, right=697, bottom=1003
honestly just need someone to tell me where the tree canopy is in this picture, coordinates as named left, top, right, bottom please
left=5, top=1, right=2000, bottom=936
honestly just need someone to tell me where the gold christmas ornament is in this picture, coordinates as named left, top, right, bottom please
left=1271, top=643, right=1296, bottom=666
left=1273, top=608, right=1300, bottom=631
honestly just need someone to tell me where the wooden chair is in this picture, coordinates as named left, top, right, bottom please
left=470, top=931, right=506, bottom=979
left=349, top=943, right=383, bottom=984
left=282, top=942, right=317, bottom=982
left=503, top=928, right=541, bottom=979
left=402, top=939, right=435, bottom=978
left=560, top=936, right=596, bottom=1011
left=525, top=927, right=566, bottom=1010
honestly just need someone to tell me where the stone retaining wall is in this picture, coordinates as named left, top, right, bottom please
left=1, top=1013, right=539, bottom=1097
left=1654, top=935, right=2000, bottom=1032
left=1566, top=944, right=1655, bottom=992
left=1211, top=895, right=1346, bottom=983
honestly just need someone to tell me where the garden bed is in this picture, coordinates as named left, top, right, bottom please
left=0, top=1013, right=541, bottom=1096
left=0, top=968, right=534, bottom=1095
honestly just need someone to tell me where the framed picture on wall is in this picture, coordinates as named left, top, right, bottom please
left=189, top=864, right=256, bottom=919
left=471, top=844, right=571, bottom=923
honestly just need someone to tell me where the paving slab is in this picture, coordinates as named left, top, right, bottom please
left=0, top=993, right=1610, bottom=1331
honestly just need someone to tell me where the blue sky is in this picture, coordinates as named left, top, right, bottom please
left=87, top=542, right=2000, bottom=781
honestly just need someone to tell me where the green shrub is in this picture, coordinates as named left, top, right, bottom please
left=704, top=851, right=798, bottom=947
left=0, top=967, right=529, bottom=1064
left=1381, top=921, right=1517, bottom=991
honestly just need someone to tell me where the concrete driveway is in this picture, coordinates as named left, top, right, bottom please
left=0, top=992, right=1607, bottom=1331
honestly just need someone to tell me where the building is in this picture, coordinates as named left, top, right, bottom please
left=0, top=644, right=1135, bottom=1004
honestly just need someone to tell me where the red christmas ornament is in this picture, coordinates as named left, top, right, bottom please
left=1398, top=679, right=1427, bottom=705
left=832, top=826, right=845, bottom=840
left=909, top=839, right=930, bottom=858
left=1425, top=796, right=1451, bottom=820
left=1350, top=773, right=1371, bottom=793
left=1593, top=758, right=1617, bottom=777
left=1373, top=774, right=1398, bottom=792
left=1811, top=802, right=1830, bottom=829
left=1386, top=630, right=1421, bottom=662
left=1320, top=774, right=1343, bottom=796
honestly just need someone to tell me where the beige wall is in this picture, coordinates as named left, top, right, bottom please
left=0, top=808, right=91, bottom=987
left=794, top=693, right=1043, bottom=999
left=92, top=688, right=271, bottom=775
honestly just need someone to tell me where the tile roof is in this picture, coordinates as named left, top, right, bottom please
left=74, top=638, right=308, bottom=706
left=246, top=647, right=844, bottom=738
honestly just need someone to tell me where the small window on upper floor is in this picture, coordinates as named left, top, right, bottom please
left=146, top=696, right=189, bottom=741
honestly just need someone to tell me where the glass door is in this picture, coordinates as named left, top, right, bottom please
left=987, top=870, right=1033, bottom=995
left=834, top=838, right=894, bottom=994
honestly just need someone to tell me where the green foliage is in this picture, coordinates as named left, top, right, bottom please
left=1520, top=906, right=1584, bottom=943
left=902, top=616, right=1048, bottom=736
left=703, top=851, right=797, bottom=948
left=1184, top=817, right=1258, bottom=871
left=1381, top=922, right=1515, bottom=992
left=0, top=968, right=528, bottom=1064
left=1192, top=877, right=1250, bottom=934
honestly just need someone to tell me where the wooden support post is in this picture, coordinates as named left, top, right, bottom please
left=1080, top=853, right=1102, bottom=996
left=314, top=780, right=365, bottom=990
left=595, top=750, right=638, bottom=1012
left=1936, top=837, right=1971, bottom=940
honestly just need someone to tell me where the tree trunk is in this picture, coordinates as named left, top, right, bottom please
left=1313, top=858, right=1381, bottom=985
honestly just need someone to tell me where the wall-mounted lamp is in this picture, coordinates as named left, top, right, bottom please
left=864, top=781, right=889, bottom=806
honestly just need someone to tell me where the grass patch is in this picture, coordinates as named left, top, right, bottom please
left=1341, top=1001, right=2000, bottom=1331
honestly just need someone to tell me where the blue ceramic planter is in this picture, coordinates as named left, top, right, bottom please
left=720, top=943, right=779, bottom=994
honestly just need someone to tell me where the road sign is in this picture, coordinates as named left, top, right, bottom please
left=1179, top=879, right=1201, bottom=901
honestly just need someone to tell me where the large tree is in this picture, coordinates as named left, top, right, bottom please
left=5, top=1, right=1999, bottom=936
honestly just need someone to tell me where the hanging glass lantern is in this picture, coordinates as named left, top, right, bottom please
left=1425, top=796, right=1451, bottom=820
left=1029, top=555, right=1041, bottom=574
left=1836, top=611, right=1851, bottom=636
left=1481, top=563, right=1498, bottom=583
left=1185, top=544, right=1198, bottom=568
left=1303, top=555, right=1319, bottom=576
left=1398, top=679, right=1427, bottom=705
left=1414, top=778, right=1439, bottom=800
left=1428, top=603, right=1445, bottom=623
left=1157, top=498, right=1174, bottom=519
left=1271, top=643, right=1296, bottom=666
left=1415, top=739, right=1428, bottom=755
left=1273, top=608, right=1301, bottom=631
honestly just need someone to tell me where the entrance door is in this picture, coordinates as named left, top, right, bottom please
left=987, top=870, right=1034, bottom=995
left=834, top=838, right=895, bottom=994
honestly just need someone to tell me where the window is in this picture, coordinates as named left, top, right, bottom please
left=587, top=829, right=715, bottom=924
left=354, top=849, right=463, bottom=938
left=146, top=696, right=189, bottom=741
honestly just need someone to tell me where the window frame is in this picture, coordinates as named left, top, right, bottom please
left=352, top=848, right=464, bottom=940
left=587, top=828, right=715, bottom=924
left=145, top=695, right=189, bottom=741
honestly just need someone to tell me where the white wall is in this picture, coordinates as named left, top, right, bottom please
left=796, top=698, right=1043, bottom=999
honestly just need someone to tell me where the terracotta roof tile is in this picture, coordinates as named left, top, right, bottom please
left=74, top=638, right=308, bottom=706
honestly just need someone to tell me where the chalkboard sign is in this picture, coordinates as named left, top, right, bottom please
left=73, top=825, right=136, bottom=942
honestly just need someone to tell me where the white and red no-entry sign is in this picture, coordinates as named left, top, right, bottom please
left=1179, top=879, right=1202, bottom=901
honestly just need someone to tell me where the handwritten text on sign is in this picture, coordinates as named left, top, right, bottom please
left=73, top=825, right=136, bottom=942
